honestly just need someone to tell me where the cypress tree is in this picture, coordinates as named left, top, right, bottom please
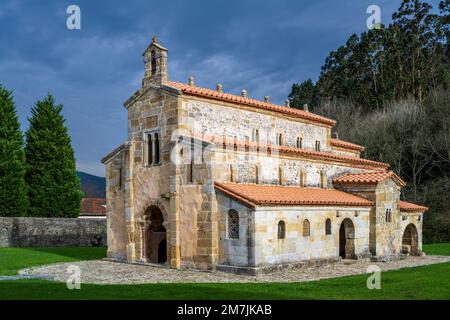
left=0, top=84, right=27, bottom=216
left=25, top=94, right=83, bottom=217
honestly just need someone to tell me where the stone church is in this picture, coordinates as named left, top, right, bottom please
left=102, top=37, right=428, bottom=274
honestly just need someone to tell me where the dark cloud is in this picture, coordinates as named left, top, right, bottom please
left=0, top=0, right=440, bottom=176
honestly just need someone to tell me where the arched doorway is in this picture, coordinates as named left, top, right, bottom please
left=402, top=223, right=419, bottom=255
left=158, top=238, right=167, bottom=262
left=339, top=218, right=355, bottom=259
left=144, top=206, right=167, bottom=264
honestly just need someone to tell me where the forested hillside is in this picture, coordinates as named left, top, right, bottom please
left=77, top=171, right=106, bottom=198
left=289, top=0, right=449, bottom=243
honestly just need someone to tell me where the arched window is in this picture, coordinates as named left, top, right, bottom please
left=325, top=218, right=331, bottom=235
left=255, top=165, right=260, bottom=184
left=385, top=208, right=392, bottom=223
left=244, top=136, right=250, bottom=158
left=297, top=137, right=302, bottom=148
left=278, top=221, right=286, bottom=239
left=147, top=133, right=153, bottom=165
left=320, top=170, right=327, bottom=188
left=299, top=169, right=307, bottom=187
left=117, top=167, right=122, bottom=189
left=186, top=137, right=194, bottom=183
left=299, top=170, right=304, bottom=187
left=278, top=166, right=284, bottom=185
left=228, top=210, right=239, bottom=239
left=277, top=133, right=283, bottom=146
left=150, top=50, right=156, bottom=75
left=252, top=129, right=260, bottom=144
left=315, top=140, right=321, bottom=151
left=146, top=131, right=161, bottom=166
left=303, top=219, right=310, bottom=236
left=221, top=134, right=227, bottom=153
left=229, top=164, right=234, bottom=182
left=154, top=132, right=160, bottom=164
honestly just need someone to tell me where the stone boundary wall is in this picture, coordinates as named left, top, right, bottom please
left=0, top=217, right=106, bottom=247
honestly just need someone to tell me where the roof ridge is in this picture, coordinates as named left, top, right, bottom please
left=165, top=81, right=337, bottom=126
left=399, top=200, right=428, bottom=212
left=188, top=132, right=389, bottom=169
left=215, top=182, right=257, bottom=207
left=218, top=181, right=338, bottom=190
left=333, top=170, right=406, bottom=186
left=214, top=181, right=374, bottom=209
left=330, top=138, right=365, bottom=151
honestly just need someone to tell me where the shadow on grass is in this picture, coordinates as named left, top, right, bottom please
left=24, top=247, right=107, bottom=260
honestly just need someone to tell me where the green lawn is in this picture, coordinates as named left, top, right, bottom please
left=0, top=243, right=449, bottom=300
left=0, top=247, right=106, bottom=276
left=423, top=243, right=450, bottom=256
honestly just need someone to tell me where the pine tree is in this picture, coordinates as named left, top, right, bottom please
left=288, top=79, right=317, bottom=109
left=25, top=94, right=83, bottom=217
left=0, top=85, right=28, bottom=216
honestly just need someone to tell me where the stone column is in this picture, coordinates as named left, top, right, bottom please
left=168, top=142, right=181, bottom=269
left=201, top=179, right=219, bottom=269
left=168, top=189, right=181, bottom=268
left=247, top=208, right=256, bottom=266
left=138, top=223, right=146, bottom=262
left=124, top=142, right=136, bottom=262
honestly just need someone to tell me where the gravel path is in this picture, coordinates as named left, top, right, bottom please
left=19, top=255, right=450, bottom=285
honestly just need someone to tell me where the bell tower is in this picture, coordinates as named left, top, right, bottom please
left=142, top=36, right=168, bottom=87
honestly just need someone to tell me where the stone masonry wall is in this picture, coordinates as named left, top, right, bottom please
left=331, top=146, right=361, bottom=158
left=252, top=206, right=371, bottom=266
left=374, top=179, right=402, bottom=257
left=217, top=193, right=254, bottom=267
left=182, top=98, right=374, bottom=188
left=230, top=152, right=368, bottom=188
left=216, top=193, right=371, bottom=267
left=184, top=98, right=331, bottom=152
left=400, top=212, right=423, bottom=254
left=124, top=86, right=180, bottom=266
left=105, top=150, right=127, bottom=260
left=0, top=217, right=106, bottom=247
left=333, top=180, right=404, bottom=258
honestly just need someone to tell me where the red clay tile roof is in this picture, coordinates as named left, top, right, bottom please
left=333, top=171, right=406, bottom=187
left=190, top=132, right=389, bottom=170
left=81, top=198, right=106, bottom=215
left=165, top=81, right=337, bottom=127
left=214, top=182, right=374, bottom=208
left=399, top=200, right=428, bottom=212
left=330, top=138, right=365, bottom=152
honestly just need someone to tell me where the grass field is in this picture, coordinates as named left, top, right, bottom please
left=0, top=243, right=449, bottom=300
left=422, top=243, right=450, bottom=256
left=0, top=247, right=106, bottom=276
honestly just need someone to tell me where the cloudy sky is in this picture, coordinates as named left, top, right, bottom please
left=0, top=0, right=440, bottom=176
